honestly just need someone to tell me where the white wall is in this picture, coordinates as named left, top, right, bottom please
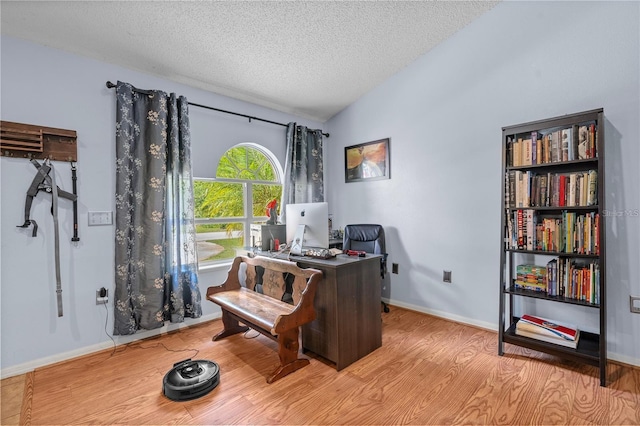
left=0, top=36, right=322, bottom=376
left=325, top=1, right=640, bottom=365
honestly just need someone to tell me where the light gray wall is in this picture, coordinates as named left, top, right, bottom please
left=0, top=36, right=322, bottom=376
left=2, top=0, right=639, bottom=376
left=325, top=1, right=639, bottom=365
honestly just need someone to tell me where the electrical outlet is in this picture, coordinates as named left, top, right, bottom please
left=630, top=296, right=640, bottom=313
left=96, top=288, right=108, bottom=305
left=443, top=270, right=452, bottom=283
left=392, top=263, right=399, bottom=274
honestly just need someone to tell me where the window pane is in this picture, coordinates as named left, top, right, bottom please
left=216, top=146, right=278, bottom=181
left=252, top=184, right=282, bottom=218
left=194, top=180, right=243, bottom=218
left=196, top=222, right=244, bottom=265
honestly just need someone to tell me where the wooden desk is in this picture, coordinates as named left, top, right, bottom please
left=285, top=254, right=382, bottom=370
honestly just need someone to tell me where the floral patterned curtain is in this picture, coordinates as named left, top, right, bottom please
left=113, top=81, right=201, bottom=335
left=281, top=123, right=324, bottom=221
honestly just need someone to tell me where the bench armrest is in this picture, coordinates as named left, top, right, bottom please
left=273, top=269, right=322, bottom=334
left=205, top=257, right=243, bottom=299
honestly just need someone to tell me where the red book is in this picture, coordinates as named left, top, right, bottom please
left=517, top=210, right=525, bottom=250
left=589, top=124, right=596, bottom=158
left=519, top=314, right=578, bottom=341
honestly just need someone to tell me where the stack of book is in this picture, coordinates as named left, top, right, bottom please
left=515, top=264, right=547, bottom=292
left=515, top=314, right=580, bottom=349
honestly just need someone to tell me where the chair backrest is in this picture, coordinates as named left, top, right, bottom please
left=343, top=224, right=385, bottom=255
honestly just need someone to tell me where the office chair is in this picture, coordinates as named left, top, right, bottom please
left=342, top=224, right=390, bottom=313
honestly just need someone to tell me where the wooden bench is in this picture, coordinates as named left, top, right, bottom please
left=206, top=255, right=323, bottom=383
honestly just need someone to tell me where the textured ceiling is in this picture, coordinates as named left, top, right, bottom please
left=1, top=1, right=499, bottom=122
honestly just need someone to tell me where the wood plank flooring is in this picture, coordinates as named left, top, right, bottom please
left=1, top=307, right=639, bottom=425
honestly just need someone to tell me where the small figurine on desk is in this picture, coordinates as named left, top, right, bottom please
left=265, top=199, right=278, bottom=225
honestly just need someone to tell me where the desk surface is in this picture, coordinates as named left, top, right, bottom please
left=260, top=251, right=382, bottom=269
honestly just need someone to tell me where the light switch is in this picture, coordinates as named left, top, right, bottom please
left=88, top=211, right=113, bottom=226
left=631, top=296, right=640, bottom=314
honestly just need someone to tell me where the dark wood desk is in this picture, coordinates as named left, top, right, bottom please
left=286, top=254, right=382, bottom=370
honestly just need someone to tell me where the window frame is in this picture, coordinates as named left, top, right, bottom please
left=194, top=143, right=284, bottom=268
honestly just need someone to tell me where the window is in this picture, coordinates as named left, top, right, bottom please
left=194, top=144, right=283, bottom=266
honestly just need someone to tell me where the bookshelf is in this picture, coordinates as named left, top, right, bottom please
left=498, top=108, right=607, bottom=386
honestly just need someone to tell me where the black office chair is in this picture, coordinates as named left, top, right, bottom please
left=342, top=224, right=390, bottom=313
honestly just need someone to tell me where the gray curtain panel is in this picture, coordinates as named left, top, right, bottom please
left=113, top=81, right=201, bottom=335
left=281, top=123, right=325, bottom=221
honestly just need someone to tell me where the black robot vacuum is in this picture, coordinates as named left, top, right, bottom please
left=163, top=359, right=220, bottom=401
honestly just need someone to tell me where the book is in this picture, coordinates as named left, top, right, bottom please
left=518, top=314, right=579, bottom=340
left=514, top=281, right=547, bottom=292
left=587, top=170, right=597, bottom=206
left=526, top=209, right=534, bottom=250
left=561, top=128, right=572, bottom=161
left=516, top=319, right=575, bottom=339
left=550, top=131, right=560, bottom=163
left=515, top=327, right=579, bottom=349
left=546, top=258, right=558, bottom=296
left=578, top=125, right=588, bottom=159
left=524, top=138, right=532, bottom=166
left=517, top=209, right=525, bottom=250
left=589, top=124, right=597, bottom=158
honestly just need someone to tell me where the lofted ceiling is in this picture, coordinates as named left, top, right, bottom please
left=1, top=1, right=499, bottom=122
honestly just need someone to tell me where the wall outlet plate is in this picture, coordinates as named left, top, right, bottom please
left=96, top=288, right=108, bottom=305
left=443, top=270, right=452, bottom=283
left=88, top=211, right=113, bottom=226
left=630, top=296, right=640, bottom=313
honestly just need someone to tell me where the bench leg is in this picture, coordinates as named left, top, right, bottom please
left=212, top=310, right=249, bottom=341
left=267, top=327, right=309, bottom=384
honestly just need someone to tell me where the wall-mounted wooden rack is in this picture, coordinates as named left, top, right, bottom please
left=1, top=121, right=77, bottom=162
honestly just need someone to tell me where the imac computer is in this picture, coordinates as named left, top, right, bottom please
left=285, top=202, right=329, bottom=255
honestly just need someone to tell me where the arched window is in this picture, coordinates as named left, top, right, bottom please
left=194, top=143, right=283, bottom=266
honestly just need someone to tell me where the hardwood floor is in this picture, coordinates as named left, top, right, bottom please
left=2, top=307, right=639, bottom=425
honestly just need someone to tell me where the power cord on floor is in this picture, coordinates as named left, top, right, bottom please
left=101, top=300, right=199, bottom=360
left=243, top=328, right=260, bottom=339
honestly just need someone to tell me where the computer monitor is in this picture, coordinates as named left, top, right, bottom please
left=285, top=202, right=329, bottom=255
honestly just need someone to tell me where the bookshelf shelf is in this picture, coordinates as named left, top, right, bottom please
left=507, top=157, right=598, bottom=172
left=505, top=249, right=599, bottom=259
left=506, top=206, right=598, bottom=212
left=504, top=285, right=600, bottom=308
left=503, top=322, right=600, bottom=365
left=498, top=108, right=607, bottom=386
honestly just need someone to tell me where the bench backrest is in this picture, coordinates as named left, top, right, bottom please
left=229, top=255, right=322, bottom=307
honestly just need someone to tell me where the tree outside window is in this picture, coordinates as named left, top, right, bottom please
left=194, top=144, right=282, bottom=266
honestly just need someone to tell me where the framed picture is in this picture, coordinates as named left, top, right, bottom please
left=344, top=138, right=390, bottom=183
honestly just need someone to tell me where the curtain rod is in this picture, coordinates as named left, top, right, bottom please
left=105, top=81, right=329, bottom=137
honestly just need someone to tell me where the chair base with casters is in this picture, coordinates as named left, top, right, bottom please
left=342, top=224, right=389, bottom=313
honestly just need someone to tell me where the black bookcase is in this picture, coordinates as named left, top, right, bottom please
left=498, top=108, right=607, bottom=386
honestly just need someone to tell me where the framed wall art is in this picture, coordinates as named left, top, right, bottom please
left=344, top=138, right=390, bottom=183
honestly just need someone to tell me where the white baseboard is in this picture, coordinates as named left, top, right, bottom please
left=383, top=297, right=640, bottom=368
left=0, top=312, right=221, bottom=379
left=385, top=298, right=497, bottom=331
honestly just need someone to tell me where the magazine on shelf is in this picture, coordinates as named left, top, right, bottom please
left=515, top=328, right=579, bottom=349
left=517, top=315, right=579, bottom=341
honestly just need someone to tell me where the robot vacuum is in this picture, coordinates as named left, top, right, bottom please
left=162, top=359, right=220, bottom=401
